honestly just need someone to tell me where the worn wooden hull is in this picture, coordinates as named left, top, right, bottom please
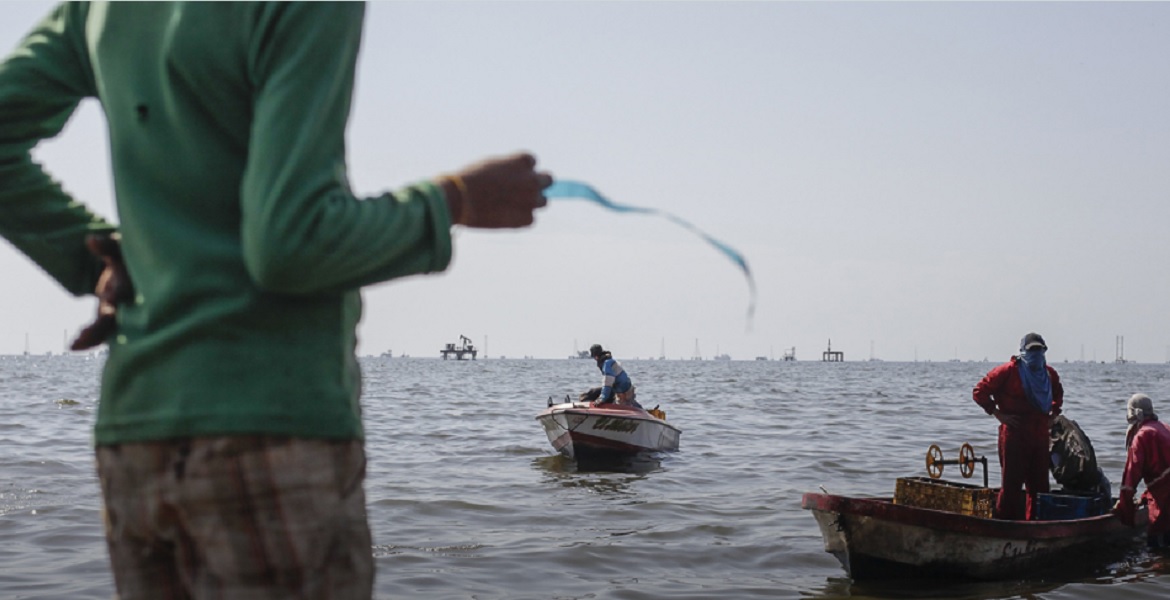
left=536, top=402, right=681, bottom=460
left=802, top=492, right=1146, bottom=580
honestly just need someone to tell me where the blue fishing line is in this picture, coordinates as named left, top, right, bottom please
left=544, top=180, right=757, bottom=328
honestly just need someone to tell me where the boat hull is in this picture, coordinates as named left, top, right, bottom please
left=802, top=492, right=1146, bottom=580
left=536, top=402, right=681, bottom=460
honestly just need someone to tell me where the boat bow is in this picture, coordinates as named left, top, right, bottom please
left=536, top=402, right=681, bottom=460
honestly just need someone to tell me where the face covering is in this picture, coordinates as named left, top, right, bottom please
left=1017, top=348, right=1052, bottom=414
left=1128, top=405, right=1144, bottom=426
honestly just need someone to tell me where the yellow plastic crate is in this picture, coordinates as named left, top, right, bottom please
left=894, top=476, right=995, bottom=518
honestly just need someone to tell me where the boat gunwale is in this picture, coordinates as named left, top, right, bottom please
left=801, top=492, right=1140, bottom=540
left=535, top=403, right=682, bottom=433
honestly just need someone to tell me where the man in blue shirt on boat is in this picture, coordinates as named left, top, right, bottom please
left=581, top=344, right=642, bottom=408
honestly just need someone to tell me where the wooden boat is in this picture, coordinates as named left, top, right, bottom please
left=536, top=399, right=680, bottom=460
left=802, top=491, right=1147, bottom=580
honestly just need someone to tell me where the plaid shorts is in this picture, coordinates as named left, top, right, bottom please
left=96, top=436, right=373, bottom=600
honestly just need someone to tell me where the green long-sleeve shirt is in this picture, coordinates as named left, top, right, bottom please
left=0, top=2, right=453, bottom=444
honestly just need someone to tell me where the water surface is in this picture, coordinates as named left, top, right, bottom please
left=2, top=356, right=1168, bottom=598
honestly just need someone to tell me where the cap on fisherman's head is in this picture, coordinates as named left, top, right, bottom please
left=1020, top=332, right=1047, bottom=352
left=589, top=344, right=605, bottom=358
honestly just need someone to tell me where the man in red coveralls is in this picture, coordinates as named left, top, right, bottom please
left=1115, top=393, right=1170, bottom=548
left=972, top=332, right=1064, bottom=520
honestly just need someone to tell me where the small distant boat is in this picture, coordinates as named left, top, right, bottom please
left=802, top=492, right=1146, bottom=580
left=536, top=398, right=681, bottom=460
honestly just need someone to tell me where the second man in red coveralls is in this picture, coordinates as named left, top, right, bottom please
left=1115, top=393, right=1170, bottom=548
left=973, top=332, right=1064, bottom=520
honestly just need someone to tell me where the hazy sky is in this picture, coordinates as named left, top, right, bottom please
left=2, top=1, right=1168, bottom=363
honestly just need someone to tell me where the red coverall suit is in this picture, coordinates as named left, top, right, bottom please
left=972, top=357, right=1064, bottom=520
left=1118, top=419, right=1170, bottom=544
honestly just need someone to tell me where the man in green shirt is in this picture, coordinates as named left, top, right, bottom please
left=0, top=3, right=550, bottom=598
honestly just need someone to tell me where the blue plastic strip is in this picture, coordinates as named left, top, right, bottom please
left=544, top=180, right=756, bottom=327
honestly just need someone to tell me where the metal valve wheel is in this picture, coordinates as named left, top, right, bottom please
left=926, top=444, right=944, bottom=479
left=959, top=443, right=976, bottom=478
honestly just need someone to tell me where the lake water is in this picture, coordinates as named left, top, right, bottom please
left=2, top=356, right=1170, bottom=599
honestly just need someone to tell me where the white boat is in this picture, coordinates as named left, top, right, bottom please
left=536, top=398, right=681, bottom=460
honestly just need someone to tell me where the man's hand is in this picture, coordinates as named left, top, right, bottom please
left=579, top=387, right=601, bottom=403
left=992, top=409, right=1022, bottom=429
left=1113, top=494, right=1137, bottom=527
left=439, top=152, right=552, bottom=229
left=71, top=234, right=135, bottom=351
